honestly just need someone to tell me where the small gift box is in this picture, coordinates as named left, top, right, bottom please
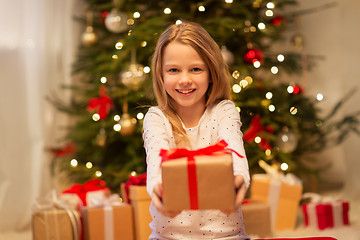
left=129, top=185, right=152, bottom=240
left=250, top=163, right=303, bottom=231
left=242, top=199, right=272, bottom=238
left=301, top=193, right=350, bottom=230
left=32, top=191, right=81, bottom=240
left=61, top=179, right=110, bottom=208
left=82, top=194, right=134, bottom=240
left=160, top=140, right=242, bottom=212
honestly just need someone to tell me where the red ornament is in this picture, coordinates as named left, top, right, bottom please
left=100, top=11, right=109, bottom=23
left=243, top=48, right=264, bottom=65
left=87, top=87, right=114, bottom=120
left=271, top=16, right=286, bottom=26
left=291, top=85, right=304, bottom=95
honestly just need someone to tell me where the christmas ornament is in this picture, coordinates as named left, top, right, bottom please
left=243, top=48, right=264, bottom=64
left=291, top=34, right=304, bottom=50
left=119, top=113, right=137, bottom=135
left=276, top=127, right=298, bottom=153
left=82, top=10, right=98, bottom=46
left=243, top=115, right=273, bottom=150
left=120, top=63, right=146, bottom=90
left=221, top=46, right=234, bottom=65
left=87, top=87, right=114, bottom=120
left=49, top=142, right=75, bottom=157
left=82, top=26, right=98, bottom=46
left=271, top=16, right=286, bottom=26
left=105, top=8, right=128, bottom=33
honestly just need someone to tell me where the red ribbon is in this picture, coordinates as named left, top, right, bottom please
left=49, top=142, right=75, bottom=157
left=243, top=115, right=273, bottom=150
left=160, top=140, right=243, bottom=210
left=87, top=87, right=114, bottom=120
left=123, top=173, right=147, bottom=203
left=62, top=179, right=109, bottom=206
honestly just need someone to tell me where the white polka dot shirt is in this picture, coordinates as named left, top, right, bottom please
left=143, top=100, right=250, bottom=239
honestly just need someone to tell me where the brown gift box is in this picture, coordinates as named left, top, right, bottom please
left=162, top=153, right=235, bottom=212
left=250, top=174, right=303, bottom=231
left=129, top=186, right=152, bottom=240
left=32, top=209, right=80, bottom=240
left=82, top=203, right=134, bottom=240
left=242, top=200, right=272, bottom=238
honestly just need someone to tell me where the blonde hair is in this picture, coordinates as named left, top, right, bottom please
left=151, top=21, right=232, bottom=147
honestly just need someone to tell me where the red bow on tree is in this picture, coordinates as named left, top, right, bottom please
left=87, top=87, right=114, bottom=120
left=243, top=115, right=273, bottom=150
left=49, top=142, right=75, bottom=157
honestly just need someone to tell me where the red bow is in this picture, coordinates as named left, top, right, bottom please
left=243, top=115, right=273, bottom=150
left=160, top=140, right=242, bottom=210
left=123, top=173, right=147, bottom=203
left=49, top=142, right=75, bottom=157
left=62, top=179, right=109, bottom=206
left=87, top=87, right=114, bottom=120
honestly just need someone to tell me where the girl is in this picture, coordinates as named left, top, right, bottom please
left=143, top=21, right=250, bottom=239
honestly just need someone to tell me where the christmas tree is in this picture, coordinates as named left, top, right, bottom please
left=49, top=0, right=359, bottom=192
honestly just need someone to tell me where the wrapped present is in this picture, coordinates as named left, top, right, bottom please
left=82, top=194, right=134, bottom=240
left=160, top=140, right=242, bottom=211
left=129, top=185, right=152, bottom=240
left=242, top=199, right=272, bottom=238
left=121, top=173, right=147, bottom=204
left=61, top=179, right=110, bottom=208
left=250, top=161, right=303, bottom=231
left=301, top=193, right=350, bottom=230
left=32, top=190, right=81, bottom=240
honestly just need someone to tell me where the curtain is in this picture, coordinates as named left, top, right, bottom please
left=0, top=0, right=81, bottom=235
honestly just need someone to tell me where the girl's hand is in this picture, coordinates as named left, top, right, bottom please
left=152, top=183, right=181, bottom=218
left=234, top=174, right=247, bottom=209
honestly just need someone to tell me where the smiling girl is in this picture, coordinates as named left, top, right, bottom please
left=143, top=21, right=250, bottom=239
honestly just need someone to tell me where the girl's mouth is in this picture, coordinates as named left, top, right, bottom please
left=176, top=89, right=195, bottom=94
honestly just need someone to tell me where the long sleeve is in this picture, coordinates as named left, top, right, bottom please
left=142, top=107, right=174, bottom=197
left=216, top=100, right=250, bottom=189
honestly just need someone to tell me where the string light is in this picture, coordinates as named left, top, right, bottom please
left=245, top=76, right=253, bottom=84
left=280, top=163, right=289, bottom=171
left=287, top=86, right=294, bottom=94
left=114, top=115, right=120, bottom=121
left=112, top=54, right=118, bottom=59
left=143, top=66, right=151, bottom=73
left=164, top=8, right=171, bottom=14
left=113, top=123, right=121, bottom=131
left=130, top=171, right=137, bottom=176
left=269, top=105, right=275, bottom=112
left=115, top=42, right=123, bottom=49
left=86, top=162, right=93, bottom=169
left=133, top=12, right=140, bottom=18
left=70, top=159, right=78, bottom=167
left=265, top=10, right=273, bottom=17
left=239, top=79, right=248, bottom=88
left=92, top=113, right=100, bottom=121
left=198, top=5, right=205, bottom=12
left=236, top=107, right=241, bottom=112
left=290, top=107, right=298, bottom=115
left=137, top=112, right=144, bottom=120
left=277, top=54, right=285, bottom=62
left=266, top=92, right=273, bottom=99
left=141, top=41, right=147, bottom=47
left=254, top=136, right=261, bottom=144
left=232, top=70, right=240, bottom=79
left=265, top=149, right=272, bottom=156
left=100, top=76, right=107, bottom=84
left=127, top=19, right=134, bottom=25
left=258, top=22, right=266, bottom=30
left=95, top=171, right=102, bottom=177
left=317, top=93, right=324, bottom=101
left=267, top=2, right=275, bottom=9
left=253, top=60, right=261, bottom=68
left=271, top=66, right=279, bottom=74
left=175, top=20, right=182, bottom=25
left=232, top=84, right=241, bottom=93
left=225, top=0, right=233, bottom=3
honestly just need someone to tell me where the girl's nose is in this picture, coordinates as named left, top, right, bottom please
left=179, top=72, right=192, bottom=85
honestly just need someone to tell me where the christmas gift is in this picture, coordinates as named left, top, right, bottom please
left=160, top=140, right=243, bottom=211
left=250, top=161, right=303, bottom=231
left=242, top=199, right=272, bottom=238
left=61, top=179, right=111, bottom=208
left=301, top=193, right=350, bottom=230
left=32, top=190, right=81, bottom=240
left=82, top=194, right=134, bottom=240
left=129, top=185, right=152, bottom=240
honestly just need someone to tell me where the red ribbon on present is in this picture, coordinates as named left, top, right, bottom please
left=62, top=179, right=109, bottom=206
left=123, top=173, right=147, bottom=203
left=87, top=87, right=114, bottom=120
left=160, top=140, right=243, bottom=210
left=243, top=115, right=273, bottom=150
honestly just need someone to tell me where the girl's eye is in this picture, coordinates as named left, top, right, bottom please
left=168, top=68, right=179, bottom=72
left=192, top=67, right=202, bottom=72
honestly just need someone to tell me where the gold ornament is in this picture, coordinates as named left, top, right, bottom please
left=120, top=63, right=146, bottom=90
left=119, top=113, right=137, bottom=135
left=105, top=8, right=128, bottom=33
left=82, top=26, right=98, bottom=46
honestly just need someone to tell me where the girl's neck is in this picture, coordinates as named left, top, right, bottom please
left=176, top=105, right=206, bottom=128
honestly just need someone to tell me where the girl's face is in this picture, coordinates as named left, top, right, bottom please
left=162, top=42, right=210, bottom=114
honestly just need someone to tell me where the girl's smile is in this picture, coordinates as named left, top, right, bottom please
left=162, top=42, right=210, bottom=122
